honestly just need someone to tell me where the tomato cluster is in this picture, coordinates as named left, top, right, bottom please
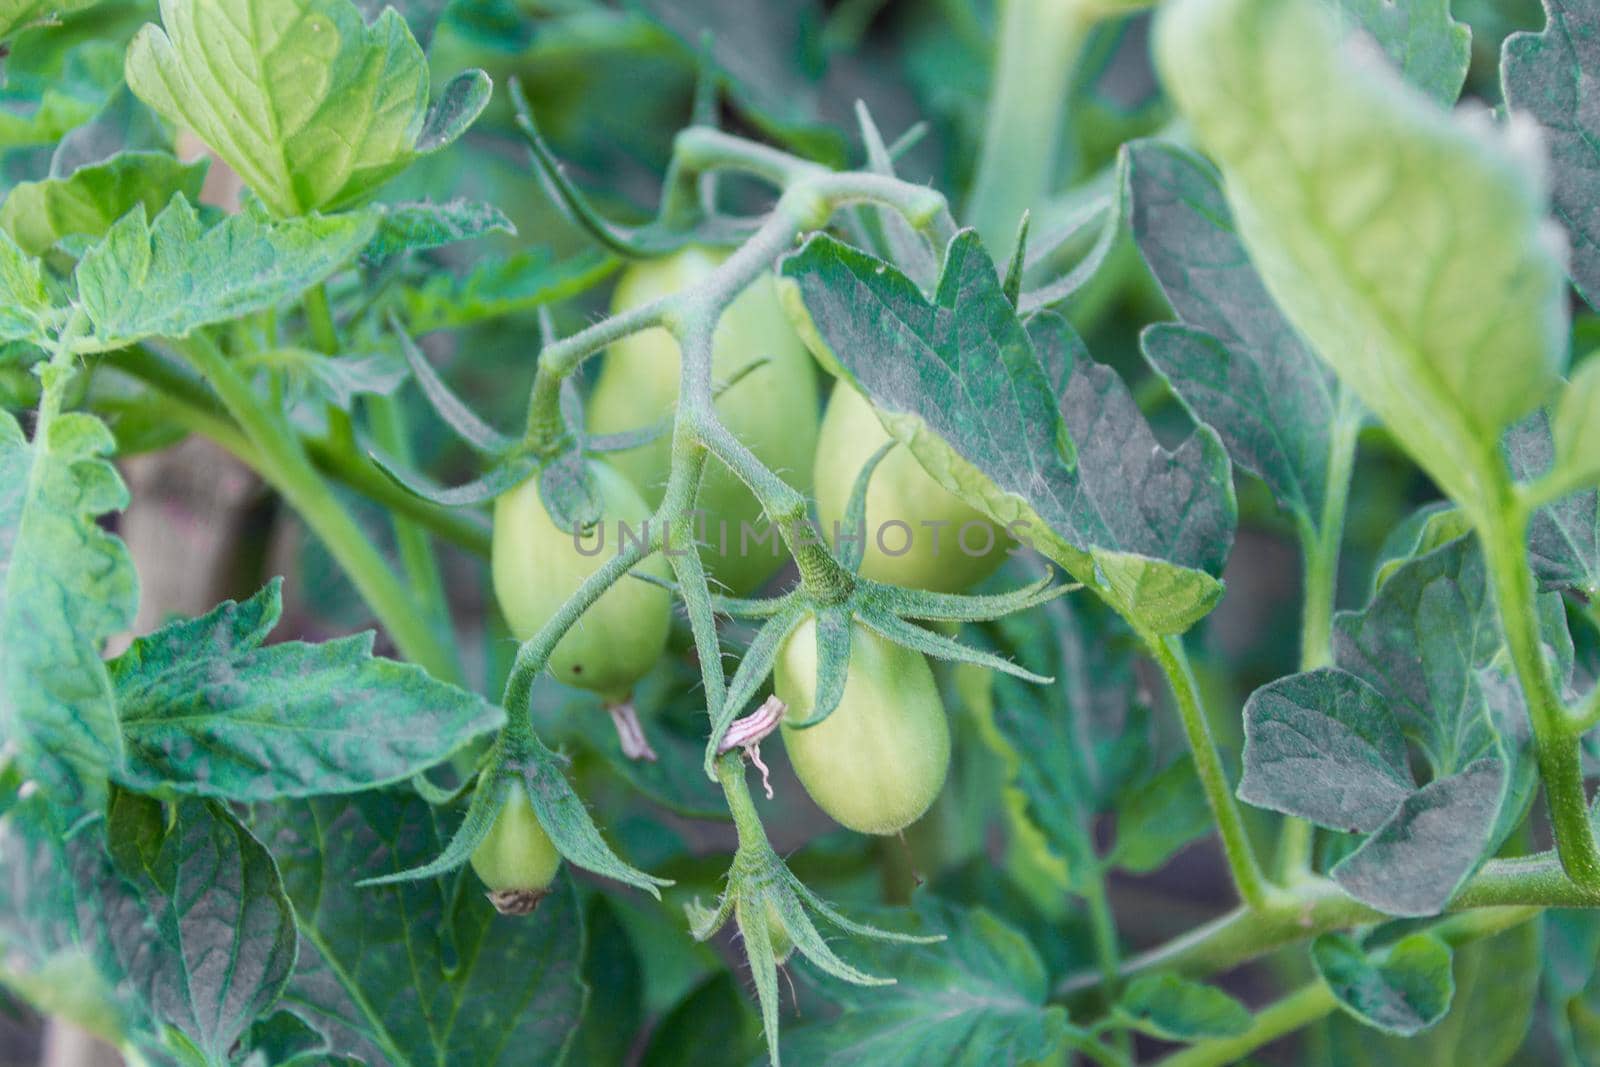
left=486, top=249, right=1005, bottom=887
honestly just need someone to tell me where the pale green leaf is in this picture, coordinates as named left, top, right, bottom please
left=402, top=247, right=617, bottom=333
left=0, top=408, right=136, bottom=806
left=362, top=199, right=513, bottom=261
left=0, top=151, right=207, bottom=257
left=74, top=196, right=375, bottom=350
left=109, top=581, right=505, bottom=800
left=1554, top=358, right=1600, bottom=494
left=0, top=228, right=54, bottom=343
left=1157, top=0, right=1568, bottom=517
left=125, top=0, right=489, bottom=216
left=253, top=792, right=586, bottom=1065
left=0, top=0, right=100, bottom=41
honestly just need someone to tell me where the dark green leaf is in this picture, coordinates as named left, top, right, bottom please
left=1330, top=0, right=1471, bottom=106
left=1238, top=667, right=1415, bottom=833
left=1116, top=973, right=1251, bottom=1041
left=0, top=796, right=139, bottom=1044
left=969, top=599, right=1147, bottom=890
left=1125, top=138, right=1342, bottom=526
left=1504, top=0, right=1600, bottom=310
left=639, top=973, right=761, bottom=1067
left=781, top=897, right=1079, bottom=1065
left=1506, top=411, right=1599, bottom=597
left=362, top=199, right=513, bottom=262
left=779, top=232, right=1235, bottom=634
left=570, top=895, right=643, bottom=1066
left=1112, top=756, right=1212, bottom=874
left=75, top=196, right=375, bottom=351
left=110, top=581, right=505, bottom=800
left=1326, top=922, right=1540, bottom=1066
left=1313, top=931, right=1454, bottom=1036
left=1331, top=759, right=1504, bottom=917
left=401, top=247, right=617, bottom=333
left=0, top=408, right=136, bottom=806
left=125, top=0, right=488, bottom=216
left=254, top=791, right=587, bottom=1065
left=105, top=796, right=296, bottom=1065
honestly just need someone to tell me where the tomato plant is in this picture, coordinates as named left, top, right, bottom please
left=2, top=1, right=1599, bottom=1066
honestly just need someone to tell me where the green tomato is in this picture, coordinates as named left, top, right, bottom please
left=775, top=616, right=950, bottom=836
left=585, top=247, right=822, bottom=594
left=492, top=459, right=672, bottom=702
left=813, top=383, right=1008, bottom=593
left=470, top=785, right=561, bottom=911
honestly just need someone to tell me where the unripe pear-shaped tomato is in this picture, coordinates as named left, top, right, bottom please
left=470, top=786, right=561, bottom=913
left=585, top=247, right=821, bottom=594
left=813, top=384, right=1008, bottom=593
left=491, top=460, right=671, bottom=702
left=775, top=617, right=950, bottom=835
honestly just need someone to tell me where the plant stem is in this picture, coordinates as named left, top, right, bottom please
left=1158, top=982, right=1336, bottom=1067
left=304, top=283, right=340, bottom=354
left=1152, top=905, right=1539, bottom=1067
left=367, top=393, right=460, bottom=684
left=175, top=332, right=457, bottom=680
left=1148, top=634, right=1270, bottom=910
left=966, top=0, right=1090, bottom=258
left=99, top=345, right=493, bottom=556
left=1480, top=471, right=1600, bottom=887
left=1276, top=399, right=1360, bottom=882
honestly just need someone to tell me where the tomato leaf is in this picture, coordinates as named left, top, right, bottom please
left=1325, top=923, right=1540, bottom=1066
left=1111, top=756, right=1213, bottom=875
left=1329, top=0, right=1471, bottom=107
left=781, top=897, right=1081, bottom=1065
left=253, top=791, right=586, bottom=1065
left=1115, top=973, right=1251, bottom=1041
left=1312, top=931, right=1454, bottom=1036
left=1504, top=0, right=1600, bottom=311
left=401, top=247, right=617, bottom=333
left=1238, top=667, right=1416, bottom=834
left=0, top=408, right=136, bottom=807
left=1507, top=412, right=1600, bottom=598
left=109, top=580, right=505, bottom=800
left=104, top=795, right=297, bottom=1066
left=125, top=0, right=489, bottom=216
left=75, top=196, right=376, bottom=351
left=1125, top=138, right=1349, bottom=529
left=779, top=231, right=1236, bottom=636
left=1158, top=0, right=1568, bottom=518
left=0, top=150, right=207, bottom=258
left=361, top=199, right=514, bottom=262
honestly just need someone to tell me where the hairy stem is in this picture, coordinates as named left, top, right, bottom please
left=1149, top=634, right=1270, bottom=910
left=100, top=344, right=492, bottom=555
left=1277, top=399, right=1360, bottom=881
left=367, top=393, right=460, bottom=684
left=1481, top=469, right=1600, bottom=887
left=966, top=0, right=1090, bottom=257
left=1153, top=906, right=1538, bottom=1067
left=174, top=331, right=457, bottom=680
